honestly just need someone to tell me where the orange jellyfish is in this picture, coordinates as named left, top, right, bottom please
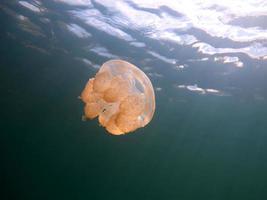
left=80, top=59, right=156, bottom=135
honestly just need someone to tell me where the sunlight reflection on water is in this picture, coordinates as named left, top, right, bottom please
left=2, top=0, right=267, bottom=100
left=13, top=0, right=267, bottom=59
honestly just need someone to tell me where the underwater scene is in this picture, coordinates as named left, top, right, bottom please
left=1, top=0, right=267, bottom=199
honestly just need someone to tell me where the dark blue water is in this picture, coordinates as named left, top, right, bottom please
left=1, top=1, right=267, bottom=199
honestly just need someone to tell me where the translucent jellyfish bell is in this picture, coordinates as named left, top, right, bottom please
left=80, top=59, right=156, bottom=135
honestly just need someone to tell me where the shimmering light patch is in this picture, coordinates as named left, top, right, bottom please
left=75, top=57, right=99, bottom=69
left=173, top=65, right=186, bottom=71
left=235, top=62, right=244, bottom=68
left=130, top=42, right=146, bottom=48
left=95, top=0, right=161, bottom=29
left=17, top=15, right=27, bottom=21
left=186, top=85, right=206, bottom=94
left=40, top=18, right=50, bottom=24
left=147, top=51, right=176, bottom=64
left=175, top=84, right=225, bottom=96
left=70, top=9, right=134, bottom=41
left=155, top=87, right=162, bottom=91
left=193, top=42, right=267, bottom=60
left=187, top=57, right=210, bottom=62
left=54, top=0, right=92, bottom=6
left=150, top=32, right=197, bottom=45
left=66, top=23, right=91, bottom=38
left=214, top=56, right=244, bottom=68
left=18, top=1, right=43, bottom=13
left=90, top=46, right=118, bottom=59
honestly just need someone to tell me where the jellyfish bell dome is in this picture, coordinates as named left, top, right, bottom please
left=80, top=59, right=156, bottom=135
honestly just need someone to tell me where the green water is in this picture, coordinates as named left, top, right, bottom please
left=1, top=1, right=267, bottom=199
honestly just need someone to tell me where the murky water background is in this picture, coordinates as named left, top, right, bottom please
left=1, top=0, right=267, bottom=199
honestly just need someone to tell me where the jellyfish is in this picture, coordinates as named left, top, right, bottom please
left=80, top=59, right=155, bottom=135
